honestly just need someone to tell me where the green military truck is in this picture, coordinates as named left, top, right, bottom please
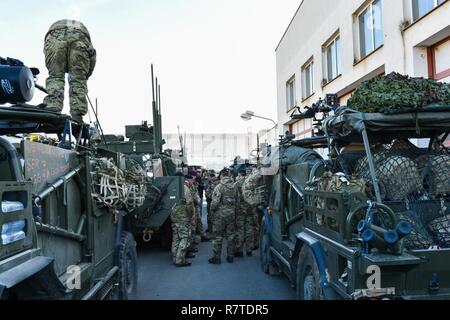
left=259, top=98, right=450, bottom=300
left=97, top=121, right=184, bottom=248
left=95, top=66, right=185, bottom=247
left=0, top=58, right=137, bottom=299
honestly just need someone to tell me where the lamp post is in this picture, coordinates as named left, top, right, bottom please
left=240, top=110, right=278, bottom=161
left=240, top=111, right=277, bottom=128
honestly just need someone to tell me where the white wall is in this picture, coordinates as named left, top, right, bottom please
left=275, top=0, right=450, bottom=139
left=163, top=133, right=257, bottom=170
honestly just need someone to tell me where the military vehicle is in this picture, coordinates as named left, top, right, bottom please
left=97, top=65, right=184, bottom=248
left=258, top=94, right=450, bottom=300
left=0, top=57, right=138, bottom=299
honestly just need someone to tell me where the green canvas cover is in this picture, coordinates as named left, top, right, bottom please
left=324, top=106, right=450, bottom=147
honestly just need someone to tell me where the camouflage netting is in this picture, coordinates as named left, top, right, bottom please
left=398, top=211, right=434, bottom=250
left=91, top=158, right=147, bottom=211
left=347, top=72, right=450, bottom=114
left=349, top=139, right=450, bottom=249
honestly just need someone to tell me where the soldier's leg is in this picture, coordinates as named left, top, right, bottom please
left=171, top=225, right=181, bottom=264
left=252, top=209, right=260, bottom=249
left=225, top=215, right=237, bottom=260
left=67, top=35, right=92, bottom=116
left=43, top=31, right=68, bottom=112
left=177, top=225, right=191, bottom=264
left=196, top=211, right=206, bottom=236
left=211, top=217, right=224, bottom=259
left=244, top=214, right=255, bottom=254
left=235, top=211, right=245, bottom=255
left=206, top=201, right=212, bottom=232
left=188, top=223, right=196, bottom=251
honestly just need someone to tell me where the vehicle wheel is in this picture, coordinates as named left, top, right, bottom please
left=260, top=217, right=271, bottom=274
left=296, top=245, right=322, bottom=300
left=117, top=231, right=138, bottom=300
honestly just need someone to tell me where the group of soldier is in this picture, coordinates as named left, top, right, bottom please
left=170, top=172, right=210, bottom=267
left=170, top=168, right=260, bottom=267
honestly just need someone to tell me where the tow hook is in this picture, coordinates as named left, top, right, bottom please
left=143, top=229, right=153, bottom=242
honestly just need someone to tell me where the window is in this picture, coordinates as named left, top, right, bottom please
left=428, top=37, right=450, bottom=83
left=412, top=0, right=446, bottom=21
left=286, top=76, right=296, bottom=111
left=324, top=35, right=342, bottom=82
left=358, top=0, right=383, bottom=58
left=302, top=60, right=314, bottom=99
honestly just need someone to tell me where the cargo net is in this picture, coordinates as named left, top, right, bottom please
left=91, top=158, right=147, bottom=211
left=352, top=139, right=450, bottom=250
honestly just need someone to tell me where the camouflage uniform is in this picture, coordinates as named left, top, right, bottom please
left=234, top=176, right=255, bottom=254
left=171, top=184, right=194, bottom=264
left=249, top=207, right=260, bottom=250
left=205, top=177, right=218, bottom=232
left=315, top=172, right=367, bottom=226
left=43, top=20, right=96, bottom=115
left=187, top=183, right=200, bottom=248
left=210, top=177, right=237, bottom=260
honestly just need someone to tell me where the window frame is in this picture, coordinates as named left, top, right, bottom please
left=323, top=32, right=342, bottom=84
left=286, top=75, right=297, bottom=112
left=427, top=36, right=450, bottom=81
left=412, top=0, right=446, bottom=21
left=301, top=59, right=315, bottom=100
left=357, top=0, right=384, bottom=60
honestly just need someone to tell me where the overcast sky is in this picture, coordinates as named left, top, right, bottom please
left=1, top=0, right=300, bottom=135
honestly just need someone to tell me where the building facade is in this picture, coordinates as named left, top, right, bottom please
left=276, top=0, right=450, bottom=139
left=163, top=133, right=257, bottom=171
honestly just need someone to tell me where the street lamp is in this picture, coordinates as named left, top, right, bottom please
left=240, top=110, right=278, bottom=162
left=240, top=110, right=277, bottom=127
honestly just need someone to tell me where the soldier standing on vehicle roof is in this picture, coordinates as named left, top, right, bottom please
left=208, top=169, right=237, bottom=264
left=234, top=169, right=255, bottom=257
left=171, top=173, right=194, bottom=267
left=42, top=19, right=96, bottom=123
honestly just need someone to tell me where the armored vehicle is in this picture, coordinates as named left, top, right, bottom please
left=0, top=58, right=137, bottom=300
left=259, top=97, right=450, bottom=300
left=97, top=66, right=185, bottom=247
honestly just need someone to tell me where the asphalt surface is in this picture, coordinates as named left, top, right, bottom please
left=136, top=204, right=296, bottom=300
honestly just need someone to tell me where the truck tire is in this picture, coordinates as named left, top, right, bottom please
left=118, top=231, right=138, bottom=300
left=296, top=246, right=322, bottom=300
left=260, top=217, right=270, bottom=274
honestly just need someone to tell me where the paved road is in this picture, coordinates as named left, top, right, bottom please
left=136, top=208, right=296, bottom=300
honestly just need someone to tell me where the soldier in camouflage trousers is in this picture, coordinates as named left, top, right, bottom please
left=185, top=176, right=200, bottom=254
left=205, top=175, right=219, bottom=233
left=234, top=171, right=255, bottom=257
left=43, top=20, right=96, bottom=122
left=209, top=170, right=237, bottom=264
left=171, top=182, right=194, bottom=267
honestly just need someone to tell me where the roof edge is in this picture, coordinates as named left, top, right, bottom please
left=275, top=0, right=305, bottom=52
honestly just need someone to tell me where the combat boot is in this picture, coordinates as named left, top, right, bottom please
left=226, top=257, right=234, bottom=263
left=235, top=252, right=244, bottom=258
left=201, top=235, right=211, bottom=242
left=174, top=262, right=192, bottom=268
left=186, top=253, right=196, bottom=259
left=70, top=111, right=83, bottom=123
left=208, top=257, right=221, bottom=264
left=247, top=251, right=253, bottom=257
